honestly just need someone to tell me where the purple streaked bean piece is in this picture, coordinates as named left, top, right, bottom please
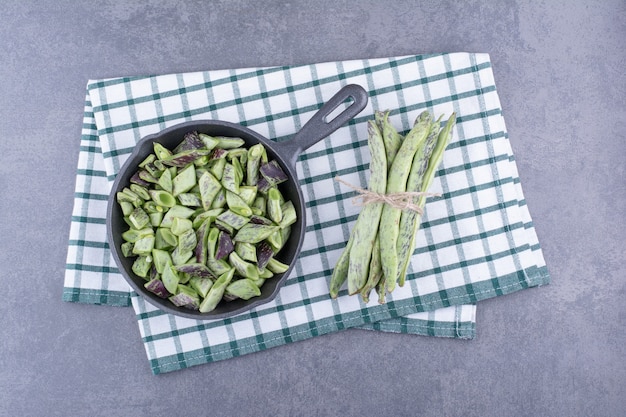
left=256, top=241, right=274, bottom=270
left=175, top=263, right=214, bottom=278
left=138, top=169, right=159, bottom=184
left=215, top=230, right=234, bottom=260
left=144, top=278, right=171, bottom=299
left=130, top=171, right=152, bottom=187
left=214, top=220, right=234, bottom=235
left=221, top=162, right=239, bottom=194
left=162, top=149, right=211, bottom=167
left=173, top=131, right=206, bottom=152
left=256, top=176, right=271, bottom=194
left=210, top=148, right=228, bottom=160
left=169, top=291, right=199, bottom=309
left=250, top=214, right=273, bottom=225
left=148, top=264, right=159, bottom=281
left=259, top=160, right=288, bottom=186
left=194, top=220, right=210, bottom=264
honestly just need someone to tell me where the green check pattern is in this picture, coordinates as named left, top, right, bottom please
left=63, top=53, right=549, bottom=374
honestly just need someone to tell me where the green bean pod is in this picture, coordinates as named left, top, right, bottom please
left=395, top=117, right=443, bottom=287
left=329, top=232, right=354, bottom=299
left=379, top=111, right=432, bottom=293
left=377, top=110, right=403, bottom=170
left=399, top=114, right=455, bottom=285
left=359, top=234, right=382, bottom=303
left=346, top=120, right=387, bottom=295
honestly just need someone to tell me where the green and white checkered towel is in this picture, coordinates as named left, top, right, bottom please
left=64, top=53, right=549, bottom=374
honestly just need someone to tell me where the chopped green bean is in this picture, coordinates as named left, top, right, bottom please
left=216, top=137, right=245, bottom=149
left=199, top=268, right=235, bottom=313
left=233, top=223, right=279, bottom=244
left=216, top=209, right=250, bottom=230
left=155, top=227, right=177, bottom=250
left=209, top=157, right=226, bottom=180
left=266, top=257, right=289, bottom=274
left=149, top=189, right=176, bottom=208
left=225, top=191, right=252, bottom=217
left=221, top=163, right=239, bottom=194
left=235, top=242, right=257, bottom=263
left=160, top=205, right=195, bottom=228
left=238, top=186, right=258, bottom=206
left=198, top=171, right=221, bottom=210
left=172, top=164, right=196, bottom=196
left=157, top=168, right=173, bottom=193
left=190, top=276, right=213, bottom=298
left=171, top=217, right=193, bottom=236
left=226, top=278, right=261, bottom=300
left=246, top=143, right=264, bottom=186
left=132, top=235, right=155, bottom=255
left=210, top=189, right=227, bottom=209
left=152, top=249, right=172, bottom=274
left=129, top=207, right=150, bottom=230
left=229, top=252, right=259, bottom=279
left=267, top=188, right=283, bottom=223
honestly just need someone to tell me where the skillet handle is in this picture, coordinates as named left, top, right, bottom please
left=277, top=84, right=368, bottom=166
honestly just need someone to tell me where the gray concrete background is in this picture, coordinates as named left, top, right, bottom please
left=1, top=1, right=624, bottom=416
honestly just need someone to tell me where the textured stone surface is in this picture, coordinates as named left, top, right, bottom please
left=0, top=1, right=624, bottom=416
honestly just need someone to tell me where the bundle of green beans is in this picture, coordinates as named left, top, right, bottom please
left=330, top=110, right=456, bottom=303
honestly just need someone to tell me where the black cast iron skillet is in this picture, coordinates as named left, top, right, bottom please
left=107, top=84, right=368, bottom=320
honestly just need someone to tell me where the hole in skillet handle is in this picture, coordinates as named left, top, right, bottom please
left=273, top=84, right=369, bottom=167
left=324, top=97, right=354, bottom=124
left=107, top=85, right=369, bottom=320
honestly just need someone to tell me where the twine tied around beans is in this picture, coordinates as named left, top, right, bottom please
left=334, top=176, right=441, bottom=214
